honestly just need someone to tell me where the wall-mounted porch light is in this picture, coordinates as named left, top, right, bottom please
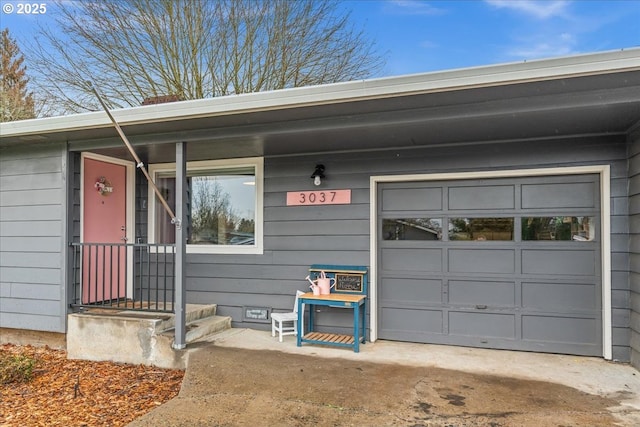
left=311, top=164, right=325, bottom=186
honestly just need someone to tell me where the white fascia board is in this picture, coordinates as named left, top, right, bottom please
left=362, top=48, right=640, bottom=92
left=1, top=110, right=113, bottom=136
left=2, top=48, right=639, bottom=139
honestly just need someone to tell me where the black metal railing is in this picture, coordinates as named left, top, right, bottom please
left=70, top=242, right=176, bottom=313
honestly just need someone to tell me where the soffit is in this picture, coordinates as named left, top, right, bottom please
left=2, top=70, right=639, bottom=163
left=75, top=71, right=640, bottom=163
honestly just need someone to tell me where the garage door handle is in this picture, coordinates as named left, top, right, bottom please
left=475, top=305, right=487, bottom=310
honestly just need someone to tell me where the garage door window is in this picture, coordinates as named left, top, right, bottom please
left=522, top=216, right=594, bottom=241
left=382, top=218, right=442, bottom=240
left=449, top=218, right=514, bottom=241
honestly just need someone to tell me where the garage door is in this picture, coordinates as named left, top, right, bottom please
left=377, top=174, right=602, bottom=356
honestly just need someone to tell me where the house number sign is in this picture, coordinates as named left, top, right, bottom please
left=286, top=189, right=351, bottom=206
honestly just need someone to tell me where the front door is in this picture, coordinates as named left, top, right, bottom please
left=82, top=156, right=128, bottom=303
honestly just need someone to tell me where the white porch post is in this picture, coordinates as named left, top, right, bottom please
left=173, top=142, right=187, bottom=349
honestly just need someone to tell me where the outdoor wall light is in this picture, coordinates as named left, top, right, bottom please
left=311, top=164, right=325, bottom=186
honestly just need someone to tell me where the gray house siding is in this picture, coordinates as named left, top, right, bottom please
left=0, top=143, right=68, bottom=333
left=628, top=126, right=640, bottom=368
left=127, top=134, right=631, bottom=359
left=3, top=132, right=631, bottom=359
left=612, top=153, right=632, bottom=362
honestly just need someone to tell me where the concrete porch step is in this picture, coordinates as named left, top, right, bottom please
left=67, top=303, right=226, bottom=369
left=161, top=315, right=232, bottom=344
left=156, top=304, right=219, bottom=333
left=186, top=315, right=232, bottom=343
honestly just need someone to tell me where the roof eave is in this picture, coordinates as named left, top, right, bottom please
left=2, top=48, right=639, bottom=140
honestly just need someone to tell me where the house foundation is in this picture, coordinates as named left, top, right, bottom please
left=66, top=304, right=230, bottom=369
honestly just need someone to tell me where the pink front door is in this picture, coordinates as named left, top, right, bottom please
left=82, top=157, right=128, bottom=303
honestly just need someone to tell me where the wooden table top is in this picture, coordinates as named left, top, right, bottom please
left=300, top=292, right=366, bottom=303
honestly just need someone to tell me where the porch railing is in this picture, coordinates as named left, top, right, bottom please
left=70, top=242, right=176, bottom=313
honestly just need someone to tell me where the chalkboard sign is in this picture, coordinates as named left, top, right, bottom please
left=335, top=273, right=364, bottom=293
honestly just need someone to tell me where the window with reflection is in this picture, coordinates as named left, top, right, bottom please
left=155, top=169, right=256, bottom=246
left=382, top=218, right=443, bottom=240
left=149, top=158, right=263, bottom=254
left=449, top=218, right=514, bottom=241
left=522, top=216, right=594, bottom=241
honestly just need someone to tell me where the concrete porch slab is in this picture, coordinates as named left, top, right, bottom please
left=66, top=304, right=228, bottom=369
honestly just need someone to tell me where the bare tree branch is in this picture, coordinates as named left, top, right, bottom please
left=27, top=0, right=385, bottom=116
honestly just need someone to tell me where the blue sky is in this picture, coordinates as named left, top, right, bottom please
left=2, top=0, right=639, bottom=77
left=345, top=0, right=640, bottom=75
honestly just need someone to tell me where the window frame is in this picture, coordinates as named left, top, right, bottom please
left=148, top=157, right=264, bottom=255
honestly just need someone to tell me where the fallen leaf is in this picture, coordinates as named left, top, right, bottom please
left=0, top=344, right=184, bottom=427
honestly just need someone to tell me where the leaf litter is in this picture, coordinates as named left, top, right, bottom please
left=0, top=344, right=183, bottom=427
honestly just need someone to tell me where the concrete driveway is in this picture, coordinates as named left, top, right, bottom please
left=129, top=328, right=640, bottom=426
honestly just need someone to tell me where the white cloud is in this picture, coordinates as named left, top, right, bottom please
left=485, top=0, right=570, bottom=19
left=484, top=1, right=584, bottom=60
left=419, top=40, right=438, bottom=49
left=559, top=32, right=575, bottom=42
left=506, top=32, right=578, bottom=59
left=386, top=0, right=446, bottom=16
left=507, top=42, right=574, bottom=59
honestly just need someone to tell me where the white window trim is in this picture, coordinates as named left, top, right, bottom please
left=369, top=165, right=612, bottom=360
left=148, top=157, right=264, bottom=255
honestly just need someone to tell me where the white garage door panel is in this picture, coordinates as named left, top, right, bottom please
left=378, top=174, right=602, bottom=356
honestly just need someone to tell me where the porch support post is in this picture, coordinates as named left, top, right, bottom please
left=173, top=142, right=187, bottom=349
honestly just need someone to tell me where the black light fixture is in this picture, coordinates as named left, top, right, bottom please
left=311, top=164, right=325, bottom=186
